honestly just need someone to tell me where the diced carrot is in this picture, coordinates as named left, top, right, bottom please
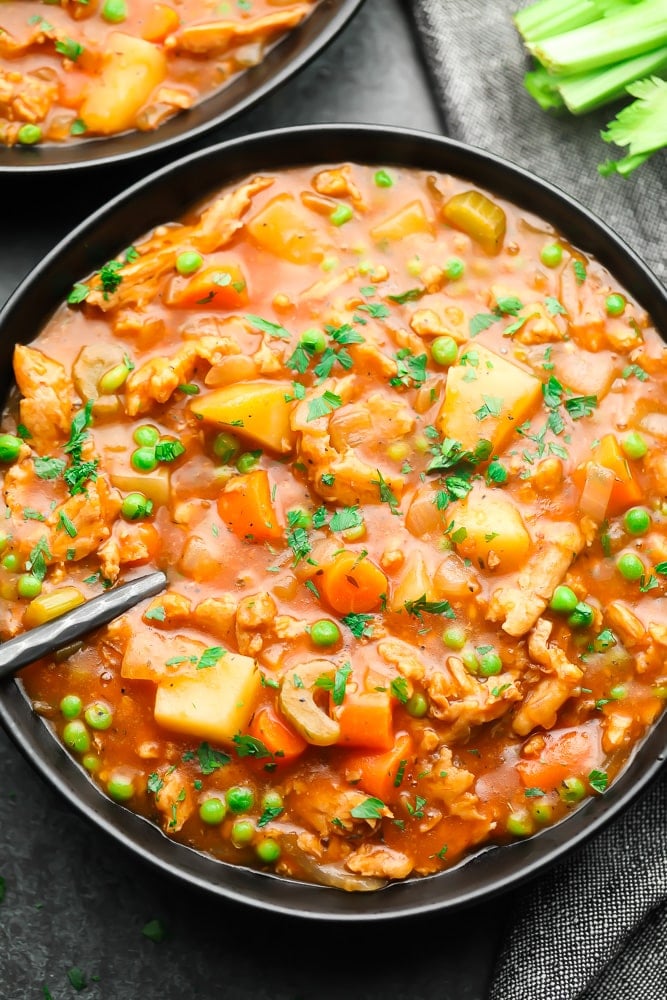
left=343, top=732, right=414, bottom=803
left=318, top=550, right=388, bottom=614
left=516, top=727, right=597, bottom=792
left=248, top=703, right=307, bottom=762
left=141, top=3, right=180, bottom=43
left=573, top=433, right=642, bottom=515
left=58, top=70, right=89, bottom=110
left=217, top=469, right=282, bottom=543
left=168, top=264, right=249, bottom=310
left=332, top=690, right=394, bottom=751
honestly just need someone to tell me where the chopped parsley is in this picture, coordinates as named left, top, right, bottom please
left=26, top=536, right=51, bottom=582
left=142, top=919, right=167, bottom=942
left=233, top=734, right=272, bottom=759
left=245, top=314, right=291, bottom=340
left=145, top=605, right=166, bottom=622
left=306, top=390, right=343, bottom=422
left=622, top=364, right=649, bottom=381
left=573, top=260, right=587, bottom=284
left=196, top=646, right=224, bottom=669
left=55, top=37, right=83, bottom=60
left=155, top=440, right=185, bottom=463
left=387, top=288, right=424, bottom=304
left=329, top=506, right=364, bottom=533
left=588, top=769, right=608, bottom=793
left=545, top=296, right=567, bottom=316
left=147, top=772, right=164, bottom=795
left=332, top=661, right=352, bottom=705
left=57, top=511, right=77, bottom=538
left=404, top=595, right=455, bottom=619
left=342, top=612, right=374, bottom=638
left=390, top=349, right=428, bottom=389
left=565, top=395, right=597, bottom=419
left=34, top=456, right=66, bottom=480
left=257, top=803, right=284, bottom=828
left=474, top=394, right=503, bottom=421
left=350, top=796, right=386, bottom=820
left=372, top=469, right=400, bottom=514
left=196, top=742, right=231, bottom=774
left=390, top=676, right=409, bottom=704
left=98, top=260, right=123, bottom=297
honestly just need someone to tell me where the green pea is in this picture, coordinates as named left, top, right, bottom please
left=621, top=431, right=647, bottom=460
left=255, top=838, right=281, bottom=864
left=623, top=507, right=650, bottom=536
left=461, top=650, right=479, bottom=674
left=63, top=720, right=90, bottom=754
left=17, top=124, right=42, bottom=146
left=236, top=452, right=260, bottom=474
left=102, top=0, right=128, bottom=21
left=60, top=694, right=83, bottom=720
left=479, top=650, right=503, bottom=676
left=121, top=492, right=153, bottom=521
left=176, top=251, right=203, bottom=276
left=616, top=552, right=644, bottom=581
left=605, top=293, right=626, bottom=316
left=300, top=328, right=326, bottom=354
left=568, top=602, right=594, bottom=629
left=559, top=776, right=586, bottom=804
left=107, top=774, right=135, bottom=802
left=406, top=692, right=428, bottom=718
left=213, top=432, right=240, bottom=464
left=442, top=625, right=466, bottom=650
left=289, top=509, right=312, bottom=529
left=0, top=434, right=22, bottom=463
left=261, top=790, right=283, bottom=812
left=330, top=204, right=353, bottom=226
left=231, top=819, right=255, bottom=846
left=226, top=786, right=254, bottom=814
left=82, top=754, right=100, bottom=773
left=17, top=574, right=42, bottom=599
left=431, top=336, right=459, bottom=367
left=374, top=169, right=393, bottom=188
left=199, top=797, right=226, bottom=825
left=1, top=552, right=19, bottom=572
left=531, top=801, right=553, bottom=824
left=98, top=363, right=131, bottom=395
left=609, top=684, right=626, bottom=700
left=443, top=257, right=465, bottom=280
left=506, top=811, right=533, bottom=836
left=84, top=701, right=113, bottom=731
left=310, top=619, right=341, bottom=647
left=133, top=425, right=160, bottom=447
left=131, top=446, right=158, bottom=473
left=540, top=243, right=563, bottom=268
left=550, top=585, right=579, bottom=614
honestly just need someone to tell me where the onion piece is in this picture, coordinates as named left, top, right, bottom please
left=579, top=463, right=614, bottom=522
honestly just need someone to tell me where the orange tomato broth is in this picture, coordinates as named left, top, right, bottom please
left=2, top=162, right=667, bottom=889
left=0, top=0, right=318, bottom=146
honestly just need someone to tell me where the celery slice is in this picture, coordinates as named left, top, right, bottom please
left=559, top=46, right=667, bottom=113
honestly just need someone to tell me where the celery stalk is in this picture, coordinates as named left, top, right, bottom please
left=529, top=0, right=667, bottom=75
left=523, top=66, right=566, bottom=110
left=514, top=0, right=600, bottom=43
left=558, top=46, right=667, bottom=112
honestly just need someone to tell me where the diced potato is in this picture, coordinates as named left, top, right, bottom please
left=109, top=464, right=170, bottom=506
left=452, top=489, right=531, bottom=572
left=442, top=191, right=506, bottom=255
left=190, top=380, right=296, bottom=454
left=437, top=344, right=541, bottom=455
left=154, top=650, right=261, bottom=743
left=370, top=200, right=432, bottom=243
left=389, top=551, right=434, bottom=612
left=246, top=193, right=325, bottom=264
left=80, top=33, right=167, bottom=135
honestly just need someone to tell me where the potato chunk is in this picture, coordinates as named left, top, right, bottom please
left=453, top=489, right=531, bottom=573
left=80, top=33, right=167, bottom=135
left=370, top=200, right=432, bottom=243
left=190, top=380, right=296, bottom=454
left=438, top=344, right=541, bottom=455
left=154, top=650, right=261, bottom=743
left=246, top=193, right=324, bottom=264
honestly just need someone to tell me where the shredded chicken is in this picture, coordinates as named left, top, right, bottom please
left=153, top=768, right=195, bottom=833
left=236, top=591, right=277, bottom=655
left=377, top=638, right=427, bottom=681
left=165, top=6, right=310, bottom=54
left=192, top=594, right=238, bottom=642
left=345, top=844, right=413, bottom=880
left=48, top=478, right=121, bottom=563
left=312, top=166, right=365, bottom=209
left=605, top=600, right=647, bottom=648
left=512, top=618, right=583, bottom=736
left=488, top=521, right=585, bottom=637
left=13, top=345, right=74, bottom=450
left=288, top=775, right=391, bottom=838
left=97, top=521, right=153, bottom=582
left=425, top=656, right=520, bottom=743
left=418, top=747, right=487, bottom=822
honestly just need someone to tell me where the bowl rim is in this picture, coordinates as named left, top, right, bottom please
left=1, top=123, right=666, bottom=920
left=0, top=0, right=366, bottom=174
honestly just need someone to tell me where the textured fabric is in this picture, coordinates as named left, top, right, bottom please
left=411, top=2, right=667, bottom=997
left=411, top=0, right=667, bottom=285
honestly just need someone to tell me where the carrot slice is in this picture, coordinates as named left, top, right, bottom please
left=217, top=470, right=282, bottom=543
left=343, top=732, right=414, bottom=803
left=318, top=550, right=388, bottom=614
left=141, top=3, right=180, bottom=42
left=332, top=690, right=394, bottom=751
left=169, top=264, right=248, bottom=310
left=248, top=704, right=307, bottom=762
left=517, top=728, right=597, bottom=792
left=574, top=433, right=642, bottom=515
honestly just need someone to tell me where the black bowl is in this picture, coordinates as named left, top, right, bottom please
left=0, top=0, right=364, bottom=173
left=1, top=125, right=666, bottom=919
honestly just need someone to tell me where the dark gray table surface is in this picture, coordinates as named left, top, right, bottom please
left=0, top=2, right=505, bottom=997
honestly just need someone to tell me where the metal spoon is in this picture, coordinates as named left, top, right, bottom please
left=0, top=571, right=167, bottom=680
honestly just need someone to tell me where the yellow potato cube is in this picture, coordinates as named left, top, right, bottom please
left=437, top=344, right=541, bottom=455
left=389, top=551, right=435, bottom=612
left=80, top=33, right=167, bottom=135
left=154, top=650, right=261, bottom=743
left=246, top=193, right=325, bottom=264
left=190, top=380, right=296, bottom=454
left=453, top=489, right=531, bottom=572
left=109, top=464, right=170, bottom=506
left=370, top=200, right=432, bottom=243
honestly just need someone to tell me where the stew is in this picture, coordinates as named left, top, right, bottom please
left=2, top=162, right=666, bottom=890
left=0, top=0, right=317, bottom=146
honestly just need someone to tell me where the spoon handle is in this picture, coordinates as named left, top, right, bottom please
left=0, top=571, right=167, bottom=680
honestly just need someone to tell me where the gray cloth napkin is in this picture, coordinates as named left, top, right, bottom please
left=411, top=2, right=667, bottom=997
